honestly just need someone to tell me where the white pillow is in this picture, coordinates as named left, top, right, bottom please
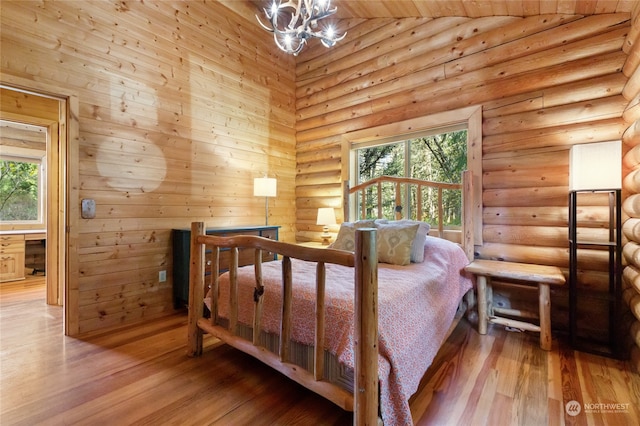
left=397, top=219, right=431, bottom=263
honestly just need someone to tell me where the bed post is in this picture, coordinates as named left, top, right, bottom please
left=354, top=228, right=379, bottom=425
left=187, top=222, right=205, bottom=357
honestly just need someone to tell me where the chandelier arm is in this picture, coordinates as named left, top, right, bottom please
left=286, top=0, right=304, bottom=31
left=319, top=31, right=347, bottom=48
left=273, top=32, right=306, bottom=55
left=256, top=11, right=275, bottom=33
left=306, top=28, right=346, bottom=41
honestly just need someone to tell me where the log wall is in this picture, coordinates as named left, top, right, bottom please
left=294, top=12, right=634, bottom=339
left=0, top=1, right=297, bottom=334
left=2, top=0, right=640, bottom=347
left=621, top=3, right=640, bottom=371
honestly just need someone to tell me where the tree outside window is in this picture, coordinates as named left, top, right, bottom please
left=356, top=129, right=467, bottom=226
left=0, top=159, right=41, bottom=221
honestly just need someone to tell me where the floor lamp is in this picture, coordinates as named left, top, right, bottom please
left=568, top=140, right=622, bottom=358
left=254, top=176, right=277, bottom=225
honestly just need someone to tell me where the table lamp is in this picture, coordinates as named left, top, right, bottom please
left=316, top=207, right=337, bottom=245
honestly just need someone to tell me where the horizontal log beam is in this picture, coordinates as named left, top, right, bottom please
left=483, top=117, right=626, bottom=154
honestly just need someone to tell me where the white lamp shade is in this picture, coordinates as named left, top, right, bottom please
left=254, top=177, right=277, bottom=197
left=316, top=207, right=337, bottom=226
left=569, top=141, right=621, bottom=191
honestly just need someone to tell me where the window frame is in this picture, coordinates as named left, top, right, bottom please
left=0, top=149, right=47, bottom=227
left=341, top=106, right=483, bottom=245
left=354, top=125, right=468, bottom=221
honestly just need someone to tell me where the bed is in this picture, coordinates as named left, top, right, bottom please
left=187, top=171, right=475, bottom=425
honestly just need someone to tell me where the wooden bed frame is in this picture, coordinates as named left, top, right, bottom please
left=187, top=171, right=474, bottom=425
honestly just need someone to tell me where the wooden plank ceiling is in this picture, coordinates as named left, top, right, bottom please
left=249, top=0, right=635, bottom=18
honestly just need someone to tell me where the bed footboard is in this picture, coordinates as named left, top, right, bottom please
left=186, top=222, right=379, bottom=425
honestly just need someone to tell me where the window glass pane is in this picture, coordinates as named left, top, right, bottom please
left=354, top=129, right=467, bottom=225
left=357, top=142, right=404, bottom=181
left=409, top=131, right=467, bottom=182
left=357, top=142, right=405, bottom=219
left=0, top=159, right=41, bottom=221
left=409, top=130, right=467, bottom=225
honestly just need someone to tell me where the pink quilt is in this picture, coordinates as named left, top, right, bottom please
left=210, top=236, right=473, bottom=425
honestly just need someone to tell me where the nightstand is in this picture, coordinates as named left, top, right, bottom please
left=464, top=259, right=565, bottom=351
left=297, top=241, right=328, bottom=249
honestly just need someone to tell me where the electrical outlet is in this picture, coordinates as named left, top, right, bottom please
left=159, top=270, right=167, bottom=282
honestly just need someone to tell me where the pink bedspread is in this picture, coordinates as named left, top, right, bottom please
left=210, top=236, right=473, bottom=425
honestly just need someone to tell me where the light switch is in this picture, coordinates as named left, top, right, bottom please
left=81, top=199, right=96, bottom=219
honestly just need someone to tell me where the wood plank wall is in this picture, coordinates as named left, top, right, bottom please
left=621, top=5, right=640, bottom=371
left=0, top=0, right=297, bottom=334
left=3, top=0, right=640, bottom=348
left=294, top=12, right=635, bottom=340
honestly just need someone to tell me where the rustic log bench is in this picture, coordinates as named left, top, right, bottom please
left=464, top=259, right=566, bottom=350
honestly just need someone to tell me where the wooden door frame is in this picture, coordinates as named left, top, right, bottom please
left=1, top=111, right=60, bottom=302
left=1, top=76, right=80, bottom=335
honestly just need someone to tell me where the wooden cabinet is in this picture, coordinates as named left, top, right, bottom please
left=0, top=234, right=26, bottom=282
left=569, top=189, right=622, bottom=358
left=297, top=241, right=328, bottom=249
left=172, top=226, right=280, bottom=309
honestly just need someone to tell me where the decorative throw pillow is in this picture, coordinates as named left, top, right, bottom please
left=329, top=220, right=377, bottom=252
left=330, top=222, right=357, bottom=251
left=375, top=222, right=420, bottom=265
left=397, top=219, right=431, bottom=263
left=355, top=219, right=376, bottom=228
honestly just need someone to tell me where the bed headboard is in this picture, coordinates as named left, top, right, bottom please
left=344, top=170, right=474, bottom=261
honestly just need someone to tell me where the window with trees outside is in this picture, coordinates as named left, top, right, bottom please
left=0, top=155, right=44, bottom=223
left=355, top=126, right=467, bottom=228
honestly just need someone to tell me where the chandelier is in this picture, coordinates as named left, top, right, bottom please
left=256, top=0, right=346, bottom=56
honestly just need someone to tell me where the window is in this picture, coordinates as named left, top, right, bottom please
left=0, top=155, right=45, bottom=223
left=342, top=106, right=483, bottom=245
left=355, top=127, right=467, bottom=225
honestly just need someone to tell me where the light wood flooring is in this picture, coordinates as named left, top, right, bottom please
left=1, top=276, right=639, bottom=425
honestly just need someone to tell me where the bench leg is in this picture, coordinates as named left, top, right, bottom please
left=476, top=275, right=488, bottom=335
left=539, top=283, right=551, bottom=350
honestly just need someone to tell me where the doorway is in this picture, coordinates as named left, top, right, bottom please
left=0, top=120, right=48, bottom=282
left=0, top=80, right=78, bottom=334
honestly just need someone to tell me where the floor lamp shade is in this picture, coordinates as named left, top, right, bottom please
left=253, top=177, right=277, bottom=197
left=569, top=141, right=621, bottom=191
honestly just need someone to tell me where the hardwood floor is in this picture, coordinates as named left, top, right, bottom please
left=1, top=277, right=639, bottom=425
